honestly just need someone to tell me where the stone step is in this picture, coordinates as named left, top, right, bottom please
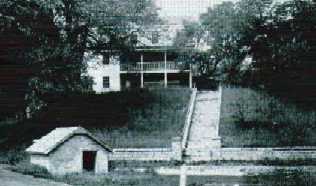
left=186, top=141, right=221, bottom=149
left=184, top=156, right=212, bottom=162
left=188, top=134, right=218, bottom=140
left=185, top=151, right=210, bottom=157
left=184, top=90, right=222, bottom=159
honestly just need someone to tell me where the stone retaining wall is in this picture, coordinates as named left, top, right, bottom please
left=109, top=148, right=173, bottom=161
left=109, top=137, right=182, bottom=161
left=208, top=147, right=316, bottom=161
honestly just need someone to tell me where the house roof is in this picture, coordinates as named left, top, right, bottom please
left=26, top=127, right=111, bottom=155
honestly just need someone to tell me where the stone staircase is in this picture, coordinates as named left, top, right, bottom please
left=185, top=89, right=222, bottom=161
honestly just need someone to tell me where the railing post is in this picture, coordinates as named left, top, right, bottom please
left=189, top=64, right=192, bottom=89
left=164, top=51, right=167, bottom=88
left=141, top=54, right=144, bottom=88
left=179, top=165, right=187, bottom=186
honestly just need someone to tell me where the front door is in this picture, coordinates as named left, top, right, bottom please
left=82, top=151, right=97, bottom=172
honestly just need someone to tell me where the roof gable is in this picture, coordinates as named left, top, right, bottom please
left=26, top=127, right=111, bottom=155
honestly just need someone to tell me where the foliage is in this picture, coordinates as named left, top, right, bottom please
left=0, top=148, right=28, bottom=165
left=0, top=0, right=160, bottom=119
left=10, top=161, right=52, bottom=179
left=200, top=0, right=316, bottom=92
left=173, top=21, right=220, bottom=78
left=200, top=0, right=316, bottom=105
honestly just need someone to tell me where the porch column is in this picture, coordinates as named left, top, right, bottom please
left=141, top=53, right=144, bottom=88
left=189, top=64, right=193, bottom=89
left=164, top=51, right=167, bottom=88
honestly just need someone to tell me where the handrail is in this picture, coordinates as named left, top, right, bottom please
left=120, top=61, right=189, bottom=71
left=216, top=85, right=222, bottom=137
left=181, top=88, right=197, bottom=150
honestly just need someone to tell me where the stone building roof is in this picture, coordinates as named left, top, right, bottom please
left=26, top=127, right=111, bottom=155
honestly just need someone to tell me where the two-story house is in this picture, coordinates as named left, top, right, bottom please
left=86, top=25, right=194, bottom=93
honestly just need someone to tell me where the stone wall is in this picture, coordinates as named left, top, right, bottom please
left=109, top=137, right=182, bottom=161
left=207, top=147, right=316, bottom=161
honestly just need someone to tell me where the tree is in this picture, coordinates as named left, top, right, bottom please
left=247, top=0, right=316, bottom=104
left=0, top=0, right=160, bottom=119
left=0, top=0, right=60, bottom=119
left=173, top=21, right=220, bottom=78
left=198, top=0, right=275, bottom=83
left=199, top=0, right=316, bottom=106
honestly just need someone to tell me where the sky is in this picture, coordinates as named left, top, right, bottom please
left=155, top=0, right=238, bottom=21
left=155, top=0, right=287, bottom=22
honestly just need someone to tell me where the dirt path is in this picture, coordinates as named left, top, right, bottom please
left=0, top=164, right=70, bottom=186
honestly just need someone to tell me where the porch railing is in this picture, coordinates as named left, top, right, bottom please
left=120, top=61, right=188, bottom=72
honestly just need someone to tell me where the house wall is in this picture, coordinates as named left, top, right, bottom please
left=86, top=55, right=121, bottom=93
left=30, top=155, right=50, bottom=170
left=46, top=135, right=109, bottom=175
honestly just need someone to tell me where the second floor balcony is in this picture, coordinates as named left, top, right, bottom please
left=120, top=61, right=190, bottom=73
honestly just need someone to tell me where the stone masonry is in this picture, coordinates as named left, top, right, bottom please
left=185, top=89, right=222, bottom=161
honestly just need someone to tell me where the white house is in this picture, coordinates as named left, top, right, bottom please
left=86, top=25, right=197, bottom=93
left=26, top=127, right=111, bottom=175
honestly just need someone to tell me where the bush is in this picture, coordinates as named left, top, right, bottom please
left=0, top=149, right=27, bottom=165
left=10, top=162, right=52, bottom=178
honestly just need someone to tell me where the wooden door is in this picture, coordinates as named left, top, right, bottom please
left=82, top=151, right=96, bottom=172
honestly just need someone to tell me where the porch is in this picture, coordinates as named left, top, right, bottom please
left=120, top=61, right=192, bottom=89
left=120, top=61, right=189, bottom=73
left=118, top=48, right=193, bottom=89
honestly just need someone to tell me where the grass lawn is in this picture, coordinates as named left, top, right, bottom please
left=53, top=173, right=179, bottom=186
left=219, top=86, right=316, bottom=147
left=91, top=88, right=191, bottom=148
left=187, top=171, right=316, bottom=186
left=8, top=162, right=316, bottom=186
left=7, top=160, right=179, bottom=186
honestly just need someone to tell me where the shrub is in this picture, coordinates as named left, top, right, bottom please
left=0, top=149, right=28, bottom=165
left=10, top=162, right=52, bottom=178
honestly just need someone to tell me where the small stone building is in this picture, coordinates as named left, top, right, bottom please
left=26, top=127, right=111, bottom=175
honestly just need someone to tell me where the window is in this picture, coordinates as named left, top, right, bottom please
left=152, top=31, right=159, bottom=44
left=103, top=54, right=110, bottom=64
left=103, top=76, right=110, bottom=88
left=131, top=32, right=138, bottom=45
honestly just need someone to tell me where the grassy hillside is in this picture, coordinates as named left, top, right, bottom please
left=0, top=88, right=191, bottom=161
left=220, top=86, right=316, bottom=147
left=91, top=88, right=191, bottom=148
